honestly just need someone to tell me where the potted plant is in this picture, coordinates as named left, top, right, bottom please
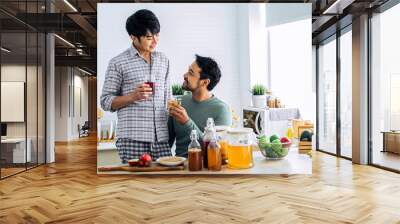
left=172, top=84, right=185, bottom=101
left=251, top=84, right=268, bottom=108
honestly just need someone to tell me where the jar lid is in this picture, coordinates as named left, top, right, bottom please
left=215, top=125, right=230, bottom=132
left=227, top=128, right=253, bottom=134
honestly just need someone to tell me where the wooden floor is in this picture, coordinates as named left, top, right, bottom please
left=1, top=163, right=45, bottom=178
left=373, top=151, right=400, bottom=171
left=1, top=167, right=26, bottom=178
left=1, top=136, right=400, bottom=223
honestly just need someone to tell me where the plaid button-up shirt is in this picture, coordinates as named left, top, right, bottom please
left=100, top=46, right=172, bottom=143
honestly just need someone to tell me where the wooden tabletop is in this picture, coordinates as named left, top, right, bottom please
left=381, top=131, right=400, bottom=134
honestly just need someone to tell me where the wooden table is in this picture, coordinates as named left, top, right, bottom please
left=382, top=131, right=400, bottom=154
left=97, top=149, right=312, bottom=175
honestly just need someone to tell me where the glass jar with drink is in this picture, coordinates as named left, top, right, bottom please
left=215, top=126, right=229, bottom=164
left=202, top=118, right=215, bottom=169
left=207, top=133, right=222, bottom=171
left=144, top=81, right=155, bottom=95
left=188, top=130, right=202, bottom=171
left=226, top=128, right=255, bottom=169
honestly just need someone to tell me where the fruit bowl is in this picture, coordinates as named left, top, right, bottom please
left=257, top=136, right=291, bottom=159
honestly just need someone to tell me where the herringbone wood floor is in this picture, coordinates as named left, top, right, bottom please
left=1, top=136, right=400, bottom=224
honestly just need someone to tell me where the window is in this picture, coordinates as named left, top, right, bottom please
left=0, top=1, right=47, bottom=179
left=370, top=3, right=400, bottom=171
left=340, top=28, right=352, bottom=158
left=318, top=36, right=337, bottom=155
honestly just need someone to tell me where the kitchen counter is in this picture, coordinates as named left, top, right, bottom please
left=97, top=148, right=312, bottom=175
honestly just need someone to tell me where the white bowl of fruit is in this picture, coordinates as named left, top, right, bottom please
left=257, top=135, right=292, bottom=159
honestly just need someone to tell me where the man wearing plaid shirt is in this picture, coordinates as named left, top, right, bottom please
left=100, top=9, right=172, bottom=163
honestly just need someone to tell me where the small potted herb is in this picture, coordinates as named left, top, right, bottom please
left=172, top=84, right=184, bottom=96
left=251, top=84, right=268, bottom=108
left=172, top=84, right=185, bottom=103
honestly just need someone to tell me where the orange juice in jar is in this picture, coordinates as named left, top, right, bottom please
left=219, top=140, right=228, bottom=162
left=215, top=126, right=229, bottom=164
left=227, top=145, right=253, bottom=169
left=226, top=128, right=254, bottom=169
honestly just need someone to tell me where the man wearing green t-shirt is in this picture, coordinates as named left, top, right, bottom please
left=168, top=55, right=232, bottom=157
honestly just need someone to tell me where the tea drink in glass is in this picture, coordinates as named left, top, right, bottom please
left=215, top=126, right=229, bottom=165
left=219, top=140, right=228, bottom=164
left=188, top=130, right=202, bottom=171
left=202, top=118, right=215, bottom=168
left=144, top=81, right=155, bottom=94
left=207, top=139, right=222, bottom=171
left=188, top=148, right=202, bottom=171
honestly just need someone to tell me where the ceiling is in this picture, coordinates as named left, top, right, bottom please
left=0, top=0, right=394, bottom=75
left=311, top=0, right=390, bottom=44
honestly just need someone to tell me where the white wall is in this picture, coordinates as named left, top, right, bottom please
left=1, top=64, right=46, bottom=163
left=55, top=67, right=68, bottom=141
left=237, top=5, right=252, bottom=111
left=72, top=73, right=89, bottom=138
left=1, top=65, right=37, bottom=137
left=46, top=32, right=55, bottom=163
left=237, top=4, right=269, bottom=110
left=1, top=66, right=25, bottom=123
left=266, top=4, right=314, bottom=122
left=1, top=65, right=26, bottom=140
left=248, top=5, right=269, bottom=86
left=55, top=67, right=89, bottom=141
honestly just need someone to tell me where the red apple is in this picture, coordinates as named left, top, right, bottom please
left=138, top=160, right=145, bottom=167
left=139, top=153, right=152, bottom=167
left=144, top=160, right=151, bottom=167
left=140, top=153, right=152, bottom=162
left=280, top=137, right=291, bottom=143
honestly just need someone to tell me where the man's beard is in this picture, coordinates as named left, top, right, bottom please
left=182, top=81, right=189, bottom=91
left=182, top=80, right=198, bottom=92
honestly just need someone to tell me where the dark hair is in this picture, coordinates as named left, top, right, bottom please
left=126, top=9, right=160, bottom=37
left=195, top=54, right=222, bottom=91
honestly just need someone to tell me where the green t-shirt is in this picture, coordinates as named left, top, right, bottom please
left=168, top=94, right=232, bottom=157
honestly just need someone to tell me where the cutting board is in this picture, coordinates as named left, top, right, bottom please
left=98, top=164, right=185, bottom=172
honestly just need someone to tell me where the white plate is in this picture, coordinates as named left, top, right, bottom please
left=156, top=156, right=186, bottom=166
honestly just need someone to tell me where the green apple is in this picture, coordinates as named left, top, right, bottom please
left=270, top=134, right=280, bottom=143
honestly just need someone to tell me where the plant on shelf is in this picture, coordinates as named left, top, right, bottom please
left=251, top=84, right=267, bottom=95
left=251, top=84, right=268, bottom=108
